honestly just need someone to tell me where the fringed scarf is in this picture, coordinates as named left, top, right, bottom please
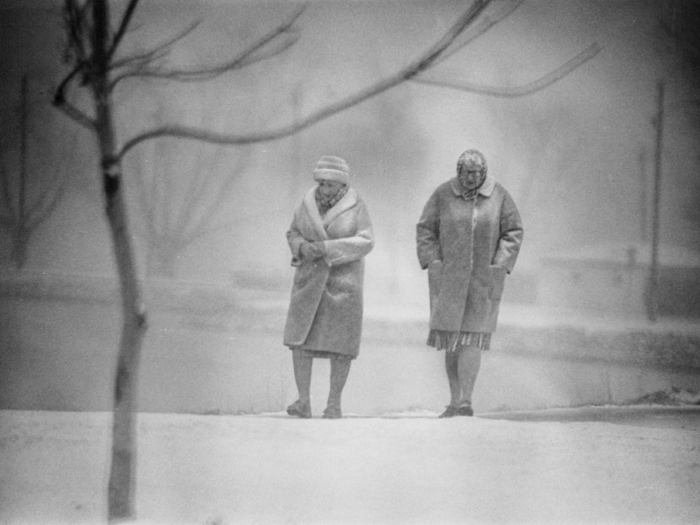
left=315, top=184, right=349, bottom=216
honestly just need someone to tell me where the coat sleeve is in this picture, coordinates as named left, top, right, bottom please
left=286, top=210, right=306, bottom=267
left=492, top=188, right=523, bottom=273
left=322, top=200, right=374, bottom=267
left=416, top=189, right=442, bottom=269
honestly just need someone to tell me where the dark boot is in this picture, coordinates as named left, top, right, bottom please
left=444, top=350, right=461, bottom=412
left=457, top=404, right=474, bottom=416
left=324, top=358, right=351, bottom=419
left=322, top=405, right=342, bottom=419
left=287, top=399, right=312, bottom=418
left=439, top=405, right=459, bottom=418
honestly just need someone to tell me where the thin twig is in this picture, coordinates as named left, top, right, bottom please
left=112, top=6, right=304, bottom=86
left=111, top=18, right=201, bottom=72
left=412, top=43, right=602, bottom=97
left=117, top=0, right=491, bottom=158
left=53, top=60, right=95, bottom=130
left=108, top=0, right=140, bottom=62
left=433, top=0, right=524, bottom=66
left=53, top=96, right=96, bottom=130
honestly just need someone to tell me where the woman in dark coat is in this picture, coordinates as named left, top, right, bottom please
left=416, top=149, right=523, bottom=417
left=284, top=155, right=374, bottom=419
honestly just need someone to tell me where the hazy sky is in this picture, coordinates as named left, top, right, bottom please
left=1, top=0, right=698, bottom=293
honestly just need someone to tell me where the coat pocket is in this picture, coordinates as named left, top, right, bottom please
left=489, top=265, right=507, bottom=300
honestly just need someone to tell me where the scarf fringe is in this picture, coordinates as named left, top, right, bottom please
left=427, top=330, right=491, bottom=352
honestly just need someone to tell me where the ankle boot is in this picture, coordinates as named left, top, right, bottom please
left=287, top=399, right=312, bottom=418
left=322, top=405, right=342, bottom=419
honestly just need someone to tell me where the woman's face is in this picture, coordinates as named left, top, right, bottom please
left=458, top=166, right=484, bottom=191
left=318, top=180, right=344, bottom=198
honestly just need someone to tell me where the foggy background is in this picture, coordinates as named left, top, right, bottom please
left=2, top=4, right=700, bottom=523
left=1, top=0, right=699, bottom=416
left=2, top=0, right=698, bottom=297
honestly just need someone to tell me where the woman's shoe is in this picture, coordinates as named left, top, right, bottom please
left=322, top=405, right=342, bottom=419
left=457, top=404, right=474, bottom=416
left=286, top=399, right=312, bottom=418
left=439, top=405, right=459, bottom=418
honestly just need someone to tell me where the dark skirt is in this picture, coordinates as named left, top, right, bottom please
left=289, top=346, right=355, bottom=360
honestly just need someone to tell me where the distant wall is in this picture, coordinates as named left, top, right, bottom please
left=539, top=259, right=700, bottom=318
left=1, top=271, right=699, bottom=415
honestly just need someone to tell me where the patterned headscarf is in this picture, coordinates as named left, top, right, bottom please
left=456, top=149, right=487, bottom=199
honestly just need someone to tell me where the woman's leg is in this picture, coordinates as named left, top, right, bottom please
left=439, top=350, right=461, bottom=417
left=457, top=344, right=482, bottom=414
left=445, top=350, right=461, bottom=407
left=324, top=358, right=351, bottom=418
left=287, top=349, right=313, bottom=418
left=292, top=349, right=313, bottom=402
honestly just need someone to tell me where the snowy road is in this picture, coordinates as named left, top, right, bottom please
left=1, top=407, right=699, bottom=524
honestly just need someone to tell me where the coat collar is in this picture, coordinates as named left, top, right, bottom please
left=449, top=174, right=495, bottom=198
left=302, top=186, right=358, bottom=239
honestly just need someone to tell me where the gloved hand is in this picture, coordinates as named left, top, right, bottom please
left=300, top=241, right=326, bottom=260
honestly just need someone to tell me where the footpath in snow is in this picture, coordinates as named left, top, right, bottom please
left=1, top=407, right=699, bottom=525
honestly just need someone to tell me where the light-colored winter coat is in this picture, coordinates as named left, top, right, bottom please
left=416, top=175, right=523, bottom=333
left=283, top=186, right=374, bottom=357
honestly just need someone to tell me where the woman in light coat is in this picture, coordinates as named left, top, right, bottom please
left=416, top=149, right=523, bottom=417
left=284, top=155, right=374, bottom=419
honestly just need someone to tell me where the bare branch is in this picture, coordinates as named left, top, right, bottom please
left=111, top=46, right=170, bottom=71
left=108, top=0, right=140, bottom=61
left=53, top=93, right=97, bottom=130
left=112, top=6, right=304, bottom=86
left=62, top=0, right=92, bottom=66
left=54, top=62, right=83, bottom=103
left=433, top=0, right=524, bottom=65
left=111, top=18, right=201, bottom=72
left=117, top=0, right=491, bottom=158
left=109, top=47, right=172, bottom=89
left=119, top=33, right=300, bottom=83
left=53, top=63, right=97, bottom=130
left=412, top=43, right=602, bottom=97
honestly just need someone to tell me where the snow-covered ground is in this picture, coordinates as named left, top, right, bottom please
left=1, top=408, right=699, bottom=525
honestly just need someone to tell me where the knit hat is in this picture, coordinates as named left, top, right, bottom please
left=456, top=149, right=487, bottom=176
left=313, top=155, right=351, bottom=185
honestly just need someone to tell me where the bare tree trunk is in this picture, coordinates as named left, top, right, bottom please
left=90, top=1, right=147, bottom=520
left=16, top=75, right=29, bottom=269
left=647, top=79, right=664, bottom=322
left=106, top=183, right=146, bottom=521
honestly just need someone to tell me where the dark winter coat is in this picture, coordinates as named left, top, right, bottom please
left=283, top=186, right=374, bottom=357
left=416, top=175, right=523, bottom=333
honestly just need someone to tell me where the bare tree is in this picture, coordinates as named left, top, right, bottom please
left=52, top=0, right=599, bottom=520
left=0, top=74, right=74, bottom=269
left=129, top=104, right=254, bottom=278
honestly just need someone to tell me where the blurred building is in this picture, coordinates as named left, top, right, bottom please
left=538, top=241, right=700, bottom=318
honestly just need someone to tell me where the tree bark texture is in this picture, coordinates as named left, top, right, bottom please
left=89, top=1, right=148, bottom=521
